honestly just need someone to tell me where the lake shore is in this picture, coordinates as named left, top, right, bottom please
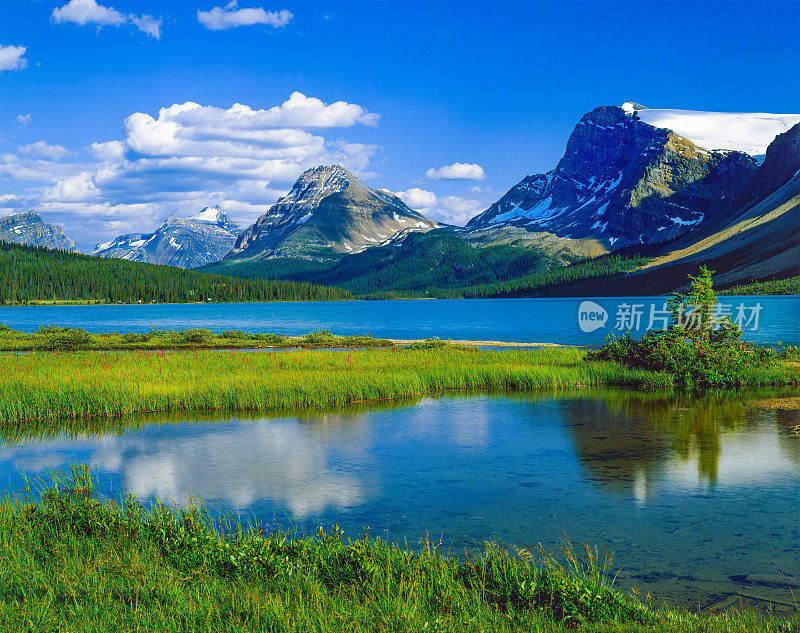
left=0, top=467, right=795, bottom=632
left=0, top=325, right=565, bottom=352
left=2, top=345, right=798, bottom=424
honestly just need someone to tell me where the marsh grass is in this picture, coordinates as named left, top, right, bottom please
left=0, top=347, right=664, bottom=423
left=0, top=325, right=392, bottom=352
left=0, top=466, right=795, bottom=632
left=1, top=346, right=797, bottom=424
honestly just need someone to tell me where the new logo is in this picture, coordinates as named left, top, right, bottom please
left=578, top=301, right=608, bottom=332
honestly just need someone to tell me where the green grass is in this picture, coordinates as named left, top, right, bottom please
left=1, top=345, right=798, bottom=424
left=0, top=466, right=796, bottom=632
left=0, top=325, right=392, bottom=352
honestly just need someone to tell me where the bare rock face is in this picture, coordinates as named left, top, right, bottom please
left=588, top=121, right=800, bottom=294
left=734, top=121, right=800, bottom=206
left=467, top=106, right=758, bottom=248
left=228, top=165, right=438, bottom=261
left=92, top=207, right=240, bottom=268
left=0, top=211, right=79, bottom=252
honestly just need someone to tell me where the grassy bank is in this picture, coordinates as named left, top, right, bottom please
left=0, top=325, right=392, bottom=352
left=0, top=467, right=795, bottom=632
left=1, top=346, right=798, bottom=423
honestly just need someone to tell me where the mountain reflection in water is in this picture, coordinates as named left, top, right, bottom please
left=1, top=390, right=798, bottom=612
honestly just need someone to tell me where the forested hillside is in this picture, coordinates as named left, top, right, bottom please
left=204, top=231, right=555, bottom=296
left=202, top=231, right=647, bottom=298
left=0, top=241, right=351, bottom=305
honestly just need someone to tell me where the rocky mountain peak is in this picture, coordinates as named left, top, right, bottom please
left=92, top=207, right=241, bottom=268
left=467, top=105, right=757, bottom=248
left=721, top=121, right=800, bottom=213
left=228, top=165, right=437, bottom=261
left=187, top=206, right=231, bottom=225
left=0, top=211, right=79, bottom=252
left=754, top=122, right=800, bottom=185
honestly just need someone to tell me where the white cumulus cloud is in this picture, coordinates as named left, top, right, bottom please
left=16, top=114, right=32, bottom=126
left=1, top=93, right=381, bottom=248
left=395, top=187, right=437, bottom=211
left=18, top=141, right=73, bottom=161
left=395, top=187, right=488, bottom=226
left=89, top=140, right=125, bottom=160
left=0, top=45, right=28, bottom=71
left=52, top=0, right=162, bottom=39
left=43, top=172, right=99, bottom=202
left=198, top=2, right=292, bottom=30
left=129, top=14, right=163, bottom=39
left=425, top=162, right=485, bottom=181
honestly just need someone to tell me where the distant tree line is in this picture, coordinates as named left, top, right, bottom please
left=0, top=241, right=352, bottom=305
left=456, top=253, right=649, bottom=298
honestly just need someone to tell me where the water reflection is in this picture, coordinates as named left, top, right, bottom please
left=1, top=390, right=798, bottom=612
left=560, top=391, right=800, bottom=499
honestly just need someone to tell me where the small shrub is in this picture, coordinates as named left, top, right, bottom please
left=588, top=268, right=777, bottom=388
left=219, top=329, right=252, bottom=339
left=778, top=345, right=800, bottom=361
left=300, top=329, right=336, bottom=345
left=37, top=325, right=92, bottom=350
left=120, top=332, right=152, bottom=344
left=178, top=328, right=212, bottom=345
left=408, top=338, right=449, bottom=350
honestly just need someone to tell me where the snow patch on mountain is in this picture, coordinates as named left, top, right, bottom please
left=188, top=206, right=226, bottom=224
left=92, top=208, right=240, bottom=268
left=622, top=102, right=800, bottom=156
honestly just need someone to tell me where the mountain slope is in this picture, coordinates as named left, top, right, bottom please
left=467, top=105, right=757, bottom=249
left=92, top=207, right=240, bottom=268
left=631, top=121, right=800, bottom=290
left=228, top=165, right=438, bottom=262
left=0, top=211, right=79, bottom=253
left=209, top=230, right=558, bottom=296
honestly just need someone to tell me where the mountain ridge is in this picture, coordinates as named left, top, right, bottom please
left=227, top=165, right=438, bottom=262
left=92, top=206, right=241, bottom=269
left=466, top=105, right=758, bottom=249
left=0, top=211, right=79, bottom=253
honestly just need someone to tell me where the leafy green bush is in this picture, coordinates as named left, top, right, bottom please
left=408, top=337, right=449, bottom=350
left=120, top=332, right=152, bottom=344
left=37, top=325, right=92, bottom=351
left=588, top=268, right=777, bottom=388
left=178, top=328, right=213, bottom=345
left=300, top=329, right=336, bottom=345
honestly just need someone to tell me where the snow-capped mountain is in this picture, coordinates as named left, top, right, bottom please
left=0, top=211, right=79, bottom=252
left=642, top=119, right=800, bottom=285
left=621, top=102, right=800, bottom=157
left=92, top=207, right=240, bottom=268
left=466, top=105, right=758, bottom=248
left=228, top=165, right=438, bottom=261
left=588, top=119, right=800, bottom=294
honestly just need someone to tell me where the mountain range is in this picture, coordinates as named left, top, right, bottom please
left=5, top=102, right=799, bottom=295
left=0, top=211, right=79, bottom=253
left=91, top=207, right=240, bottom=269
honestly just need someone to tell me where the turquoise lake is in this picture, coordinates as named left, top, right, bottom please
left=1, top=391, right=798, bottom=614
left=0, top=295, right=797, bottom=345
left=1, top=297, right=798, bottom=614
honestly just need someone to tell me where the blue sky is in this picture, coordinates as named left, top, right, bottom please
left=1, top=0, right=799, bottom=250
